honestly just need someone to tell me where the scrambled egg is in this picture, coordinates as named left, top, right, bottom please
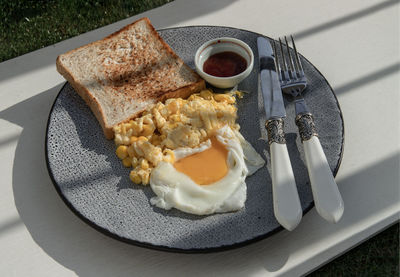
left=113, top=89, right=240, bottom=185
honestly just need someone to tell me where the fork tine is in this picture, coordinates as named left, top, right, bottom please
left=278, top=38, right=290, bottom=81
left=284, top=36, right=295, bottom=75
left=278, top=38, right=288, bottom=72
left=290, top=35, right=304, bottom=77
left=271, top=40, right=282, bottom=81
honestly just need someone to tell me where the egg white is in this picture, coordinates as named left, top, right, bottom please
left=149, top=125, right=265, bottom=215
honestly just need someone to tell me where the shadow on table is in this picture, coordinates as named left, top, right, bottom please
left=0, top=0, right=238, bottom=83
left=334, top=62, right=400, bottom=95
left=0, top=80, right=399, bottom=276
left=0, top=83, right=286, bottom=276
left=293, top=0, right=399, bottom=40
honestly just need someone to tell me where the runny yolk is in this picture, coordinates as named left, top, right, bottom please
left=173, top=137, right=228, bottom=185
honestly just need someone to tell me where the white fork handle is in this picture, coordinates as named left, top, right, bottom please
left=303, top=136, right=344, bottom=223
left=270, top=142, right=302, bottom=231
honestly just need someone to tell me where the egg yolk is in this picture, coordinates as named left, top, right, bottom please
left=173, top=137, right=228, bottom=185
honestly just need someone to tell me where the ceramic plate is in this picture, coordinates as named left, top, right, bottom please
left=46, top=26, right=344, bottom=253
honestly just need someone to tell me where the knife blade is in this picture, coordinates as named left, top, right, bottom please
left=257, top=37, right=302, bottom=231
left=257, top=37, right=286, bottom=119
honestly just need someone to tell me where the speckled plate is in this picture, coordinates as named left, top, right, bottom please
left=46, top=26, right=344, bottom=253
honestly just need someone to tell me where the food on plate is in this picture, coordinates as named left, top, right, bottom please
left=113, top=89, right=238, bottom=184
left=203, top=51, right=248, bottom=77
left=56, top=17, right=205, bottom=139
left=113, top=89, right=265, bottom=215
left=55, top=16, right=263, bottom=215
left=150, top=125, right=265, bottom=215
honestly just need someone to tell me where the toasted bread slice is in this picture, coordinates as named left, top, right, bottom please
left=56, top=17, right=205, bottom=139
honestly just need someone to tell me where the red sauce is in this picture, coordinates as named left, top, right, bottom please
left=203, top=51, right=247, bottom=77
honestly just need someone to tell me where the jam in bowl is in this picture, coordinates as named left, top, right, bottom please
left=203, top=51, right=247, bottom=77
left=195, top=37, right=254, bottom=89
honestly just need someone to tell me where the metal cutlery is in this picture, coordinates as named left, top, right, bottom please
left=257, top=37, right=302, bottom=231
left=273, top=36, right=344, bottom=223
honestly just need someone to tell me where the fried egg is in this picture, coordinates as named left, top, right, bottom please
left=149, top=125, right=265, bottom=215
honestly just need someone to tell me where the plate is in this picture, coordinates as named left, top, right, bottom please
left=46, top=26, right=344, bottom=253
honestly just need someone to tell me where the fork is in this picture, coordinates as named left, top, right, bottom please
left=272, top=36, right=344, bottom=223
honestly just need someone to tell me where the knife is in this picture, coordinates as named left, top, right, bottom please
left=257, top=37, right=302, bottom=231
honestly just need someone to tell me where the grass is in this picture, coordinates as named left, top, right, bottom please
left=309, top=223, right=399, bottom=276
left=0, top=1, right=399, bottom=275
left=0, top=0, right=173, bottom=62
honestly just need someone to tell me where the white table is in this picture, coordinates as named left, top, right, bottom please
left=1, top=0, right=399, bottom=276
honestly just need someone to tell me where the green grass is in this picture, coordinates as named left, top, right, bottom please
left=0, top=0, right=173, bottom=62
left=0, top=1, right=399, bottom=275
left=309, top=223, right=399, bottom=276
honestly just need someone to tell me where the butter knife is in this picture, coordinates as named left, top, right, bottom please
left=257, top=37, right=302, bottom=231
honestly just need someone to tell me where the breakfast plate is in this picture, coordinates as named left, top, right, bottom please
left=46, top=26, right=344, bottom=253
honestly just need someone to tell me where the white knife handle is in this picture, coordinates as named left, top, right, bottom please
left=270, top=142, right=302, bottom=231
left=266, top=119, right=302, bottom=231
left=296, top=113, right=344, bottom=223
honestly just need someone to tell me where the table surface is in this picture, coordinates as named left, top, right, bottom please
left=0, top=0, right=399, bottom=276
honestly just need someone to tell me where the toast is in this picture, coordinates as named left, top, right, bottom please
left=56, top=17, right=205, bottom=139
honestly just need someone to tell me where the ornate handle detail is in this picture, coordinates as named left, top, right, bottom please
left=265, top=118, right=286, bottom=144
left=295, top=113, right=318, bottom=142
left=267, top=118, right=302, bottom=230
